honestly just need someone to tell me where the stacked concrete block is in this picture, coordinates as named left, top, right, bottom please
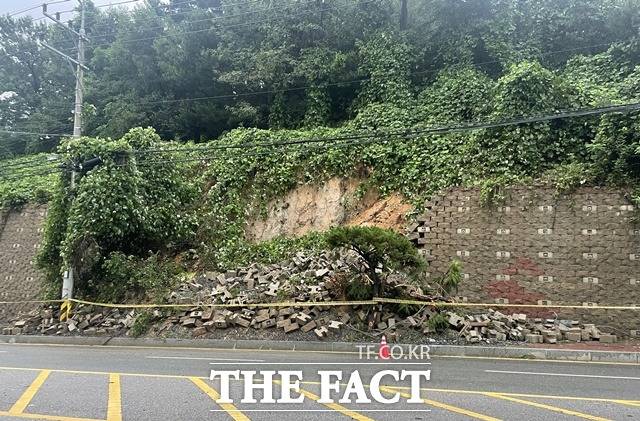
left=0, top=205, right=48, bottom=323
left=408, top=186, right=640, bottom=333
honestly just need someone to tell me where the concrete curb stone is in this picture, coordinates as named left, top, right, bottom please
left=0, top=335, right=637, bottom=363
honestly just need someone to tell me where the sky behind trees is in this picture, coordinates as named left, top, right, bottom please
left=0, top=0, right=140, bottom=18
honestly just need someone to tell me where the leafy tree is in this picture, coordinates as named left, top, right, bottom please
left=470, top=61, right=578, bottom=176
left=326, top=226, right=424, bottom=297
left=418, top=66, right=494, bottom=124
left=356, top=32, right=414, bottom=108
left=37, top=127, right=198, bottom=295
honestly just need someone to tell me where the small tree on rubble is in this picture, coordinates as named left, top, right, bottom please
left=326, top=226, right=425, bottom=297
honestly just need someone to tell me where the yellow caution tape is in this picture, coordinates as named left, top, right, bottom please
left=1, top=297, right=637, bottom=311
left=374, top=297, right=640, bottom=310
left=69, top=298, right=378, bottom=309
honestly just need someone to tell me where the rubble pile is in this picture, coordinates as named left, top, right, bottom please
left=2, top=305, right=137, bottom=336
left=167, top=250, right=363, bottom=307
left=446, top=309, right=618, bottom=344
left=0, top=250, right=618, bottom=343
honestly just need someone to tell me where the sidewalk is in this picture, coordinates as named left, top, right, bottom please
left=1, top=334, right=638, bottom=363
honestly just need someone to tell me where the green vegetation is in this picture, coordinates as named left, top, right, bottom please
left=129, top=310, right=156, bottom=338
left=37, top=128, right=197, bottom=300
left=436, top=260, right=463, bottom=296
left=224, top=232, right=329, bottom=269
left=2, top=0, right=640, bottom=153
left=427, top=312, right=449, bottom=334
left=0, top=154, right=58, bottom=209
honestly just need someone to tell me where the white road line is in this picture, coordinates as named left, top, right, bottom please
left=209, top=362, right=432, bottom=365
left=485, top=369, right=640, bottom=381
left=146, top=356, right=265, bottom=362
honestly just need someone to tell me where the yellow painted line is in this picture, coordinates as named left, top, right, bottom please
left=107, top=374, right=122, bottom=421
left=0, top=365, right=638, bottom=408
left=0, top=365, right=207, bottom=380
left=394, top=385, right=640, bottom=404
left=9, top=369, right=51, bottom=414
left=613, top=400, right=640, bottom=408
left=484, top=393, right=611, bottom=421
left=0, top=411, right=102, bottom=421
left=381, top=386, right=501, bottom=421
left=277, top=380, right=373, bottom=421
left=190, top=377, right=250, bottom=421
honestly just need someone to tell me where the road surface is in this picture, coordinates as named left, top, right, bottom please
left=0, top=342, right=638, bottom=420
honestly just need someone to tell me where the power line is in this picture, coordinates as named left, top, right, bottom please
left=66, top=0, right=373, bottom=50
left=88, top=0, right=267, bottom=32
left=83, top=0, right=322, bottom=44
left=0, top=129, right=72, bottom=137
left=7, top=0, right=71, bottom=17
left=0, top=152, right=61, bottom=170
left=0, top=156, right=61, bottom=172
left=130, top=101, right=640, bottom=158
left=4, top=101, right=640, bottom=177
left=32, top=0, right=144, bottom=23
left=135, top=135, right=385, bottom=167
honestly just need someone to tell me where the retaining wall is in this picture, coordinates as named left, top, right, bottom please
left=0, top=204, right=47, bottom=321
left=409, top=186, right=640, bottom=335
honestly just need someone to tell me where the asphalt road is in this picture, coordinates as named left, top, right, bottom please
left=0, top=342, right=638, bottom=421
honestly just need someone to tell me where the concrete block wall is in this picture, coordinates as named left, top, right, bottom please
left=410, top=186, right=640, bottom=334
left=0, top=204, right=47, bottom=322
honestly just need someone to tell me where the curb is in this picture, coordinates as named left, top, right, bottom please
left=0, top=335, right=638, bottom=363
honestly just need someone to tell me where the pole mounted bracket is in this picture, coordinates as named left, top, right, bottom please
left=39, top=41, right=91, bottom=71
left=42, top=4, right=90, bottom=42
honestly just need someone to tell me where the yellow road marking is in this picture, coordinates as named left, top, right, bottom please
left=9, top=369, right=51, bottom=414
left=0, top=411, right=102, bottom=421
left=107, top=374, right=122, bottom=421
left=0, top=365, right=638, bottom=408
left=613, top=400, right=640, bottom=408
left=381, top=386, right=501, bottom=421
left=190, top=377, right=250, bottom=421
left=0, top=365, right=202, bottom=380
left=273, top=379, right=374, bottom=421
left=395, top=385, right=640, bottom=404
left=485, top=393, right=611, bottom=421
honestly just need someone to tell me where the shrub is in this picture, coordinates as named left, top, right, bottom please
left=326, top=226, right=425, bottom=297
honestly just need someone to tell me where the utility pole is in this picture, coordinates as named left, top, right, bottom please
left=400, top=0, right=408, bottom=31
left=42, top=0, right=89, bottom=303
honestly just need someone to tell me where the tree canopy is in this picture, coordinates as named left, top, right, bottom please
left=1, top=0, right=640, bottom=156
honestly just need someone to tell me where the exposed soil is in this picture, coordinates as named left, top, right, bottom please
left=245, top=178, right=413, bottom=242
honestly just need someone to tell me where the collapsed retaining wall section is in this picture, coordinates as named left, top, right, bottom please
left=0, top=204, right=47, bottom=322
left=409, top=186, right=640, bottom=335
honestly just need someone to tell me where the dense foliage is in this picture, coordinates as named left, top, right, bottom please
left=2, top=0, right=640, bottom=299
left=326, top=226, right=424, bottom=296
left=36, top=127, right=199, bottom=298
left=2, top=0, right=640, bottom=155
